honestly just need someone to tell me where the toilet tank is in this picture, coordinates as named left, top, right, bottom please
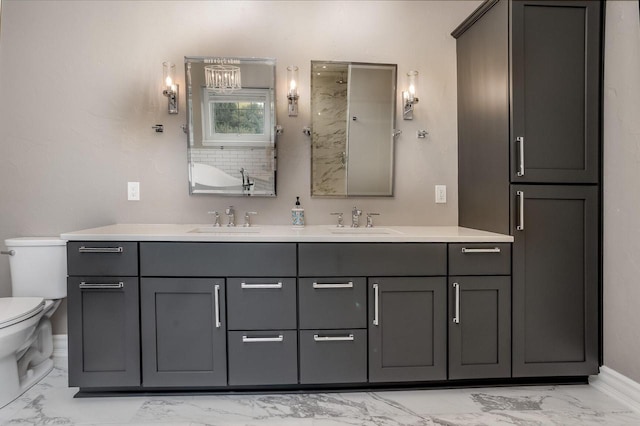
left=5, top=237, right=67, bottom=299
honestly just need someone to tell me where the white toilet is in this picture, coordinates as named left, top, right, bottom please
left=0, top=237, right=67, bottom=408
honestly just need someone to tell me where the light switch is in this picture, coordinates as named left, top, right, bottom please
left=128, top=182, right=140, bottom=201
left=435, top=185, right=446, bottom=204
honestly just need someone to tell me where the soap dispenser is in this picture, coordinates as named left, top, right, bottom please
left=292, top=196, right=305, bottom=227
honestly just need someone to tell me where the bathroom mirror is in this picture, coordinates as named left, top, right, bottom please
left=311, top=61, right=397, bottom=197
left=185, top=57, right=277, bottom=196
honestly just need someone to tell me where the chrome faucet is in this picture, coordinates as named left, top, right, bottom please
left=207, top=211, right=221, bottom=227
left=330, top=212, right=344, bottom=228
left=366, top=213, right=380, bottom=228
left=244, top=211, right=258, bottom=227
left=351, top=206, right=362, bottom=228
left=225, top=206, right=236, bottom=227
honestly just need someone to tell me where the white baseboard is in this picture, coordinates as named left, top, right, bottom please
left=590, top=366, right=640, bottom=413
left=52, top=334, right=67, bottom=370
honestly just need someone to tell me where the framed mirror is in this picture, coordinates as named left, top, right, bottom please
left=311, top=61, right=397, bottom=197
left=185, top=57, right=277, bottom=196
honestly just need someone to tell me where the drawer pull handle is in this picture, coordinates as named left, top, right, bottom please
left=313, top=334, right=354, bottom=342
left=313, top=281, right=353, bottom=289
left=78, top=246, right=124, bottom=253
left=373, top=283, right=379, bottom=326
left=79, top=282, right=124, bottom=289
left=516, top=136, right=525, bottom=177
left=242, top=335, right=284, bottom=343
left=461, top=247, right=501, bottom=254
left=516, top=190, right=525, bottom=231
left=214, top=284, right=221, bottom=328
left=453, top=282, right=460, bottom=324
left=241, top=282, right=283, bottom=289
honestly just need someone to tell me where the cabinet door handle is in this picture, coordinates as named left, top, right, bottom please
left=214, top=284, right=221, bottom=328
left=79, top=282, right=124, bottom=289
left=313, top=334, right=354, bottom=342
left=453, top=282, right=460, bottom=324
left=516, top=190, right=525, bottom=231
left=241, top=282, right=283, bottom=289
left=373, top=283, right=379, bottom=326
left=313, top=281, right=353, bottom=289
left=242, top=335, right=284, bottom=343
left=461, top=247, right=501, bottom=254
left=516, top=136, right=525, bottom=176
left=78, top=246, right=123, bottom=253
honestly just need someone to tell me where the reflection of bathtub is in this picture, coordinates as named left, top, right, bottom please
left=190, top=163, right=246, bottom=190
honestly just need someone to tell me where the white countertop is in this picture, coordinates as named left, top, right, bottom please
left=61, top=224, right=513, bottom=243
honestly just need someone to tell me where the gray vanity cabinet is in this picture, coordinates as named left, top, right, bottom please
left=448, top=243, right=512, bottom=380
left=67, top=242, right=140, bottom=388
left=226, top=277, right=298, bottom=386
left=454, top=0, right=603, bottom=378
left=298, top=277, right=368, bottom=384
left=140, top=278, right=227, bottom=387
left=511, top=185, right=599, bottom=377
left=448, top=276, right=511, bottom=380
left=368, top=277, right=447, bottom=382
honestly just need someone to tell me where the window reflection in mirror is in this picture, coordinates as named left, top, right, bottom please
left=311, top=61, right=397, bottom=197
left=186, top=57, right=276, bottom=196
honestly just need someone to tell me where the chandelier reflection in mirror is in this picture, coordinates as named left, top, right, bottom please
left=205, top=64, right=242, bottom=93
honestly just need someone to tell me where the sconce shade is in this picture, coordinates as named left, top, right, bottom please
left=162, top=61, right=178, bottom=114
left=205, top=64, right=242, bottom=93
left=287, top=65, right=299, bottom=117
left=403, top=70, right=419, bottom=120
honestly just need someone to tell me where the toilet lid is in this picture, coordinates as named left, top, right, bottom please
left=0, top=297, right=45, bottom=329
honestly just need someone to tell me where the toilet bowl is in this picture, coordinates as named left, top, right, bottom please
left=0, top=238, right=66, bottom=409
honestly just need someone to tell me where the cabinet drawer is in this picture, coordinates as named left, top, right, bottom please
left=67, top=276, right=140, bottom=387
left=140, top=242, right=296, bottom=277
left=298, top=278, right=366, bottom=329
left=299, top=243, right=446, bottom=276
left=227, top=278, right=297, bottom=330
left=448, top=243, right=511, bottom=276
left=299, top=329, right=367, bottom=384
left=227, top=330, right=298, bottom=386
left=67, top=242, right=138, bottom=276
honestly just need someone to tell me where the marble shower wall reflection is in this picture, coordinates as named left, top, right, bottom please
left=311, top=63, right=349, bottom=196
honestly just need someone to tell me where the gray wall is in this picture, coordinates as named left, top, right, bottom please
left=603, top=1, right=640, bottom=383
left=0, top=1, right=481, bottom=333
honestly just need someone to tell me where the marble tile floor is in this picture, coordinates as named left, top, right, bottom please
left=2, top=367, right=640, bottom=426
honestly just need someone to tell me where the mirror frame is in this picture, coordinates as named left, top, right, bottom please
left=185, top=56, right=277, bottom=197
left=310, top=60, right=398, bottom=198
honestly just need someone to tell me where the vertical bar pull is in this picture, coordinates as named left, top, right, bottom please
left=516, top=190, right=525, bottom=231
left=453, top=282, right=460, bottom=324
left=516, top=136, right=525, bottom=177
left=214, top=284, right=221, bottom=328
left=373, top=283, right=379, bottom=326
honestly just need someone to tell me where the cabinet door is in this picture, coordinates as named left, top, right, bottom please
left=511, top=0, right=601, bottom=183
left=511, top=185, right=599, bottom=376
left=368, top=277, right=447, bottom=382
left=67, top=277, right=140, bottom=388
left=141, top=278, right=227, bottom=387
left=449, top=276, right=511, bottom=380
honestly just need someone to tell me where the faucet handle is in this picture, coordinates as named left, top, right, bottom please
left=330, top=212, right=344, bottom=228
left=207, top=211, right=221, bottom=227
left=244, top=211, right=258, bottom=227
left=366, top=213, right=380, bottom=228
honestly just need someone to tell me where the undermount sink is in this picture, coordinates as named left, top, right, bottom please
left=329, top=227, right=401, bottom=235
left=189, top=226, right=261, bottom=234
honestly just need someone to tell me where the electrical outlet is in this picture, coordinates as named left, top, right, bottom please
left=128, top=182, right=140, bottom=201
left=435, top=185, right=447, bottom=204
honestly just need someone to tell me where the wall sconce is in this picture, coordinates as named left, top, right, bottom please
left=287, top=66, right=299, bottom=117
left=402, top=70, right=419, bottom=120
left=162, top=61, right=179, bottom=114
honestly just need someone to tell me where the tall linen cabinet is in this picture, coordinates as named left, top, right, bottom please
left=452, top=0, right=603, bottom=377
